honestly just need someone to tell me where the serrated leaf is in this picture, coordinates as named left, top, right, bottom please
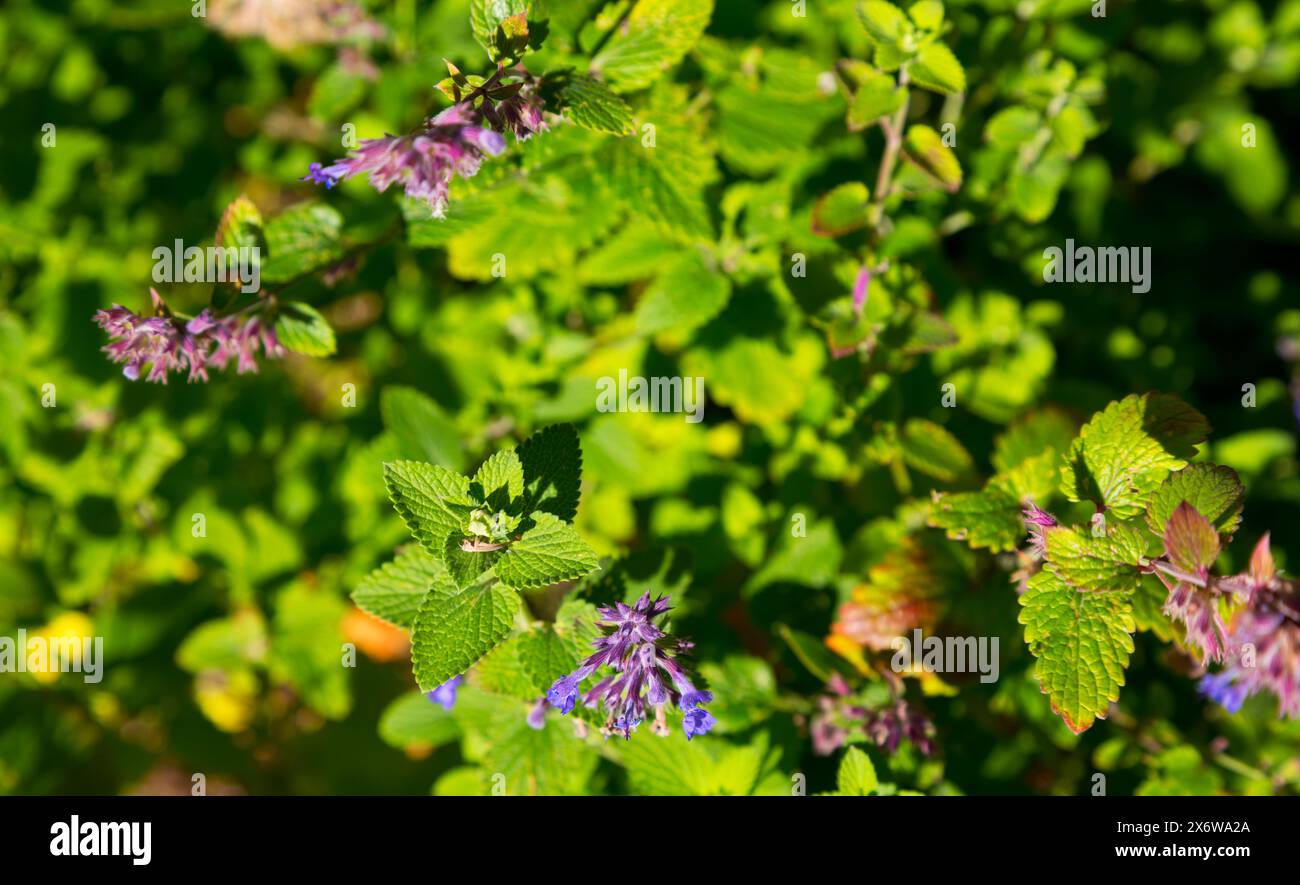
left=517, top=424, right=583, bottom=522
left=1163, top=501, right=1220, bottom=575
left=380, top=386, right=465, bottom=472
left=470, top=0, right=548, bottom=63
left=261, top=203, right=344, bottom=283
left=837, top=746, right=879, bottom=795
left=352, top=547, right=454, bottom=629
left=591, top=0, right=714, bottom=93
left=495, top=513, right=600, bottom=589
left=274, top=302, right=336, bottom=357
left=1144, top=463, right=1244, bottom=539
left=410, top=582, right=521, bottom=690
left=812, top=182, right=871, bottom=236
left=1043, top=523, right=1146, bottom=593
left=635, top=251, right=732, bottom=334
left=992, top=407, right=1076, bottom=474
left=378, top=690, right=461, bottom=749
left=903, top=124, right=962, bottom=190
left=442, top=535, right=504, bottom=588
left=519, top=627, right=579, bottom=691
left=473, top=449, right=525, bottom=510
left=1019, top=569, right=1135, bottom=734
left=928, top=483, right=1024, bottom=552
left=384, top=461, right=474, bottom=560
left=1061, top=393, right=1210, bottom=520
left=553, top=72, right=635, bottom=135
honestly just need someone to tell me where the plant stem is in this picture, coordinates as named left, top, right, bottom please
left=868, top=66, right=911, bottom=229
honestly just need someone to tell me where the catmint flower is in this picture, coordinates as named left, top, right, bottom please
left=864, top=699, right=935, bottom=755
left=526, top=697, right=548, bottom=730
left=545, top=592, right=716, bottom=740
left=94, top=290, right=284, bottom=384
left=303, top=104, right=506, bottom=217
left=207, top=0, right=385, bottom=51
left=1022, top=502, right=1058, bottom=558
left=427, top=675, right=464, bottom=711
left=1199, top=535, right=1300, bottom=718
left=1163, top=580, right=1229, bottom=664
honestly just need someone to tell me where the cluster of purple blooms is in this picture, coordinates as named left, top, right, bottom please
left=546, top=592, right=717, bottom=740
left=93, top=289, right=282, bottom=384
left=810, top=674, right=935, bottom=757
left=1198, top=534, right=1300, bottom=718
left=303, top=79, right=545, bottom=217
left=1020, top=503, right=1299, bottom=720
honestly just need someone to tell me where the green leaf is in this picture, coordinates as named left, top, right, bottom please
left=473, top=449, right=525, bottom=510
left=1061, top=393, right=1210, bottom=519
left=985, top=106, right=1042, bottom=149
left=380, top=386, right=466, bottom=472
left=928, top=483, right=1025, bottom=552
left=452, top=688, right=598, bottom=794
left=1043, top=523, right=1146, bottom=593
left=269, top=583, right=350, bottom=719
left=495, top=513, right=600, bottom=589
left=1162, top=501, right=1220, bottom=575
left=992, top=407, right=1076, bottom=474
left=274, top=302, right=336, bottom=357
left=908, top=0, right=944, bottom=30
left=909, top=41, right=966, bottom=94
left=517, top=423, right=583, bottom=522
left=215, top=194, right=264, bottom=254
left=261, top=202, right=344, bottom=284
left=383, top=461, right=474, bottom=560
left=308, top=64, right=367, bottom=121
left=591, top=0, right=714, bottom=93
left=903, top=124, right=962, bottom=190
left=1019, top=569, right=1135, bottom=734
left=857, top=0, right=910, bottom=47
left=812, top=182, right=871, bottom=236
left=635, top=251, right=732, bottom=335
left=378, top=690, right=461, bottom=749
left=470, top=0, right=548, bottom=63
left=837, top=746, right=879, bottom=795
left=847, top=71, right=906, bottom=130
left=442, top=534, right=504, bottom=588
left=1144, top=463, right=1244, bottom=539
left=352, top=546, right=454, bottom=629
left=899, top=418, right=973, bottom=482
left=519, top=627, right=579, bottom=691
left=552, top=72, right=635, bottom=135
left=409, top=582, right=521, bottom=690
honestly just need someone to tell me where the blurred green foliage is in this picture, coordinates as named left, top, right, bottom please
left=1, top=0, right=1298, bottom=796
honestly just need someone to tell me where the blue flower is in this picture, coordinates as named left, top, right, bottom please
left=682, top=707, right=716, bottom=740
left=427, top=675, right=464, bottom=710
left=546, top=592, right=717, bottom=741
left=546, top=674, right=583, bottom=714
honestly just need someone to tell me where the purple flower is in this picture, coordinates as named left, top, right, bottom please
left=682, top=706, right=716, bottom=740
left=1199, top=671, right=1248, bottom=714
left=1163, top=580, right=1229, bottom=664
left=303, top=104, right=508, bottom=217
left=1022, top=501, right=1058, bottom=559
left=1197, top=536, right=1300, bottom=719
left=546, top=592, right=716, bottom=740
left=427, top=675, right=464, bottom=711
left=94, top=289, right=285, bottom=384
left=864, top=699, right=935, bottom=755
left=526, top=698, right=548, bottom=730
